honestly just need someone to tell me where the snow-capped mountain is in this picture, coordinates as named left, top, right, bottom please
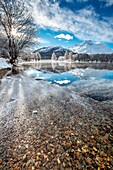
left=34, top=46, right=72, bottom=59
left=70, top=40, right=113, bottom=54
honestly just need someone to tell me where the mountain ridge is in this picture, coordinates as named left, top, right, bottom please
left=34, top=46, right=73, bottom=59
left=70, top=40, right=113, bottom=54
left=34, top=41, right=113, bottom=60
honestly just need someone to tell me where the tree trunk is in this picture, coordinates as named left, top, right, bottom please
left=12, top=65, right=16, bottom=73
left=9, top=36, right=14, bottom=63
left=8, top=36, right=18, bottom=65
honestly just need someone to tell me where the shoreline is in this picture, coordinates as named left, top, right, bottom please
left=0, top=74, right=113, bottom=169
left=18, top=60, right=113, bottom=70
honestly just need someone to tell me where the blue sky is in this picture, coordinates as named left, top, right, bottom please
left=27, top=0, right=113, bottom=49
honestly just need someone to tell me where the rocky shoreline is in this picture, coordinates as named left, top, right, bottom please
left=0, top=74, right=113, bottom=169
left=0, top=68, right=11, bottom=79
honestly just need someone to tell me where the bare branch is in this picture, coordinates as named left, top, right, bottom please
left=0, top=0, right=38, bottom=64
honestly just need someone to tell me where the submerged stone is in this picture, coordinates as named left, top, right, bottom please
left=32, top=110, right=38, bottom=114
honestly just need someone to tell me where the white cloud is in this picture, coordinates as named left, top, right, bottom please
left=100, top=0, right=113, bottom=6
left=65, top=0, right=88, bottom=2
left=38, top=38, right=49, bottom=44
left=33, top=37, right=49, bottom=45
left=25, top=37, right=49, bottom=51
left=54, top=34, right=73, bottom=40
left=65, top=0, right=113, bottom=6
left=25, top=37, right=50, bottom=51
left=77, top=0, right=89, bottom=2
left=26, top=0, right=113, bottom=43
left=65, top=0, right=73, bottom=2
left=105, top=0, right=113, bottom=6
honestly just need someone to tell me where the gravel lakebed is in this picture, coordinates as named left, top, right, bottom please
left=0, top=74, right=113, bottom=169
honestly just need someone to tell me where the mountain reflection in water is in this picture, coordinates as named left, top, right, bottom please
left=24, top=62, right=113, bottom=86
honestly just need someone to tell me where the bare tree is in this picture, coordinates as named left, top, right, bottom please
left=51, top=52, right=57, bottom=61
left=36, top=52, right=41, bottom=61
left=68, top=52, right=72, bottom=60
left=0, top=0, right=37, bottom=65
left=64, top=51, right=68, bottom=60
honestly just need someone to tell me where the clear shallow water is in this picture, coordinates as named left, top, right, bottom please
left=24, top=68, right=113, bottom=86
left=24, top=68, right=80, bottom=86
left=100, top=72, right=113, bottom=80
left=69, top=68, right=113, bottom=80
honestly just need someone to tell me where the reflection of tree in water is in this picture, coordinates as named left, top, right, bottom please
left=69, top=52, right=72, bottom=60
left=64, top=63, right=72, bottom=71
left=37, top=62, right=42, bottom=69
left=51, top=52, right=57, bottom=61
left=51, top=62, right=58, bottom=70
left=36, top=52, right=41, bottom=61
left=34, top=62, right=42, bottom=69
left=68, top=62, right=72, bottom=70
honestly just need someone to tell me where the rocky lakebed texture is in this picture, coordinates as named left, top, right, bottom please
left=0, top=70, right=113, bottom=169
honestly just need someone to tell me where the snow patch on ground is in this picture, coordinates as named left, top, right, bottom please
left=0, top=58, right=12, bottom=69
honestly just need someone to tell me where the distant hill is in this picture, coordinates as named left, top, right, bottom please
left=70, top=40, right=113, bottom=54
left=34, top=46, right=73, bottom=59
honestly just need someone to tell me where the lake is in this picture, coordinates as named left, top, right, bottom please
left=22, top=61, right=113, bottom=86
